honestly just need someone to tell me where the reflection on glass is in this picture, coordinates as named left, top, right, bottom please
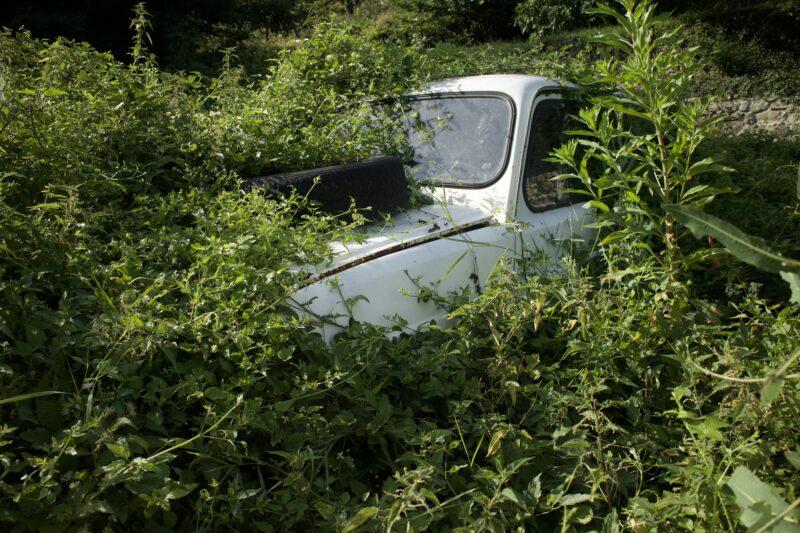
left=405, top=96, right=513, bottom=186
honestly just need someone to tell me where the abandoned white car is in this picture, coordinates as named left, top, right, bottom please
left=246, top=75, right=594, bottom=341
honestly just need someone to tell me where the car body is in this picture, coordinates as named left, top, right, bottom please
left=288, top=75, right=593, bottom=341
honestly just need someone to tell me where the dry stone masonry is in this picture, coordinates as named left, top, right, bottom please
left=707, top=96, right=800, bottom=137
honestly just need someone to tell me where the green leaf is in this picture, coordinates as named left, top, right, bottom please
left=0, top=390, right=66, bottom=405
left=624, top=190, right=642, bottom=204
left=602, top=268, right=635, bottom=282
left=420, top=488, right=440, bottom=506
left=796, top=164, right=800, bottom=202
left=501, top=487, right=525, bottom=508
left=343, top=507, right=379, bottom=533
left=785, top=450, right=800, bottom=471
left=602, top=509, right=622, bottom=533
left=203, top=387, right=232, bottom=401
left=780, top=272, right=800, bottom=305
left=727, top=466, right=800, bottom=532
left=682, top=184, right=711, bottom=201
left=688, top=159, right=733, bottom=180
left=601, top=231, right=628, bottom=246
left=761, top=374, right=785, bottom=406
left=163, top=480, right=198, bottom=500
left=588, top=199, right=610, bottom=213
left=486, top=428, right=507, bottom=457
left=685, top=416, right=729, bottom=442
left=105, top=442, right=131, bottom=460
left=573, top=504, right=593, bottom=525
left=526, top=473, right=542, bottom=503
left=666, top=204, right=800, bottom=274
left=560, top=493, right=592, bottom=506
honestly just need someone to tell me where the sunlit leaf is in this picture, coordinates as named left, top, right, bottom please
left=761, top=374, right=785, bottom=406
left=781, top=272, right=800, bottom=305
left=727, top=466, right=800, bottom=533
left=0, top=390, right=66, bottom=405
left=501, top=487, right=525, bottom=508
left=667, top=204, right=800, bottom=273
left=343, top=507, right=379, bottom=533
left=561, top=493, right=592, bottom=506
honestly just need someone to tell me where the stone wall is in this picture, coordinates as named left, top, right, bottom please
left=707, top=97, right=800, bottom=136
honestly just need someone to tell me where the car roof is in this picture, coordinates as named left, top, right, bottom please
left=420, top=74, right=568, bottom=98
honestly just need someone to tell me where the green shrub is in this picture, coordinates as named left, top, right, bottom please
left=1, top=0, right=303, bottom=74
left=0, top=21, right=424, bottom=529
left=677, top=20, right=800, bottom=102
left=676, top=0, right=800, bottom=56
left=515, top=0, right=595, bottom=37
left=368, top=0, right=521, bottom=44
left=0, top=20, right=421, bottom=206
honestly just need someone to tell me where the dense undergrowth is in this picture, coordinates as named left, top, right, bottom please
left=1, top=0, right=800, bottom=531
left=5, top=0, right=799, bottom=76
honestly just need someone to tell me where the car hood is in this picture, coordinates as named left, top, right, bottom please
left=299, top=203, right=496, bottom=281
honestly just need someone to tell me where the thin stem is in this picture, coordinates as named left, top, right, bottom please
left=690, top=361, right=800, bottom=384
left=690, top=362, right=768, bottom=383
left=754, top=494, right=800, bottom=533
left=145, top=396, right=243, bottom=464
left=775, top=348, right=800, bottom=376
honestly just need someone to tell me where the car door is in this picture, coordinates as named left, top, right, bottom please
left=512, top=93, right=593, bottom=274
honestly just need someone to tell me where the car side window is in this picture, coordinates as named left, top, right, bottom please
left=522, top=98, right=578, bottom=212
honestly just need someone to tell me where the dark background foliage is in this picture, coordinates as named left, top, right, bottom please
left=1, top=0, right=300, bottom=71
left=3, top=0, right=799, bottom=73
left=661, top=0, right=800, bottom=55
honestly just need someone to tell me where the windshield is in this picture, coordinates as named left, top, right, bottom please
left=405, top=95, right=514, bottom=187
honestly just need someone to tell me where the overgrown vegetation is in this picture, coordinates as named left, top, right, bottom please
left=1, top=0, right=799, bottom=530
left=4, top=0, right=800, bottom=79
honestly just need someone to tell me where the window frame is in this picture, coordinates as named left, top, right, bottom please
left=404, top=91, right=517, bottom=189
left=520, top=90, right=583, bottom=214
